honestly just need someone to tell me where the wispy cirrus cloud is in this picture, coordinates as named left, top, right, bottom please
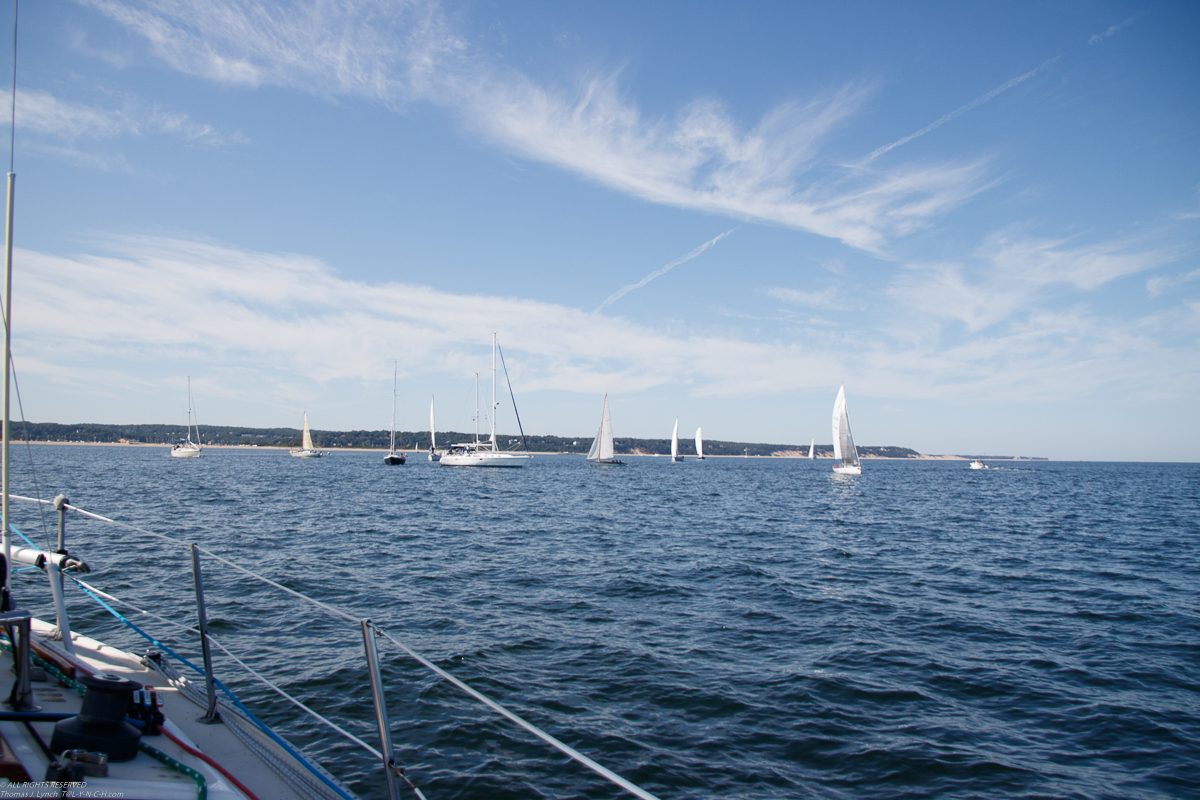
left=767, top=286, right=843, bottom=309
left=7, top=89, right=237, bottom=147
left=78, top=0, right=990, bottom=254
left=890, top=230, right=1177, bottom=332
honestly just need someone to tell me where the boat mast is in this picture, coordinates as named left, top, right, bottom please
left=473, top=372, right=480, bottom=446
left=186, top=376, right=194, bottom=444
left=490, top=332, right=497, bottom=452
left=2, top=3, right=17, bottom=592
left=389, top=361, right=397, bottom=455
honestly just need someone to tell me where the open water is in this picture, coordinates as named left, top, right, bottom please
left=6, top=447, right=1199, bottom=799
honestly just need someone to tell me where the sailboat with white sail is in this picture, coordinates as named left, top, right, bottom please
left=290, top=412, right=324, bottom=458
left=808, top=439, right=815, bottom=460
left=671, top=419, right=682, bottom=462
left=831, top=384, right=861, bottom=475
left=586, top=395, right=624, bottom=466
left=440, top=334, right=531, bottom=467
left=169, top=376, right=201, bottom=458
left=384, top=363, right=405, bottom=465
left=695, top=427, right=704, bottom=460
left=428, top=396, right=441, bottom=461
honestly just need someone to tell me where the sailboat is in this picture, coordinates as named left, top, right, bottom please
left=671, top=419, right=682, bottom=462
left=384, top=363, right=405, bottom=465
left=808, top=439, right=815, bottom=460
left=831, top=384, right=861, bottom=475
left=169, top=377, right=201, bottom=458
left=428, top=396, right=441, bottom=461
left=290, top=412, right=324, bottom=458
left=440, top=334, right=532, bottom=467
left=586, top=395, right=624, bottom=466
left=695, top=427, right=704, bottom=460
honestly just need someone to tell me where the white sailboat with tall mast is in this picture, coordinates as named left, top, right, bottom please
left=169, top=376, right=201, bottom=458
left=384, top=362, right=405, bottom=465
left=440, top=334, right=531, bottom=467
left=428, top=395, right=441, bottom=461
left=586, top=394, right=624, bottom=466
left=695, top=427, right=704, bottom=460
left=831, top=385, right=861, bottom=475
left=290, top=412, right=324, bottom=458
left=671, top=419, right=682, bottom=462
left=808, top=439, right=815, bottom=460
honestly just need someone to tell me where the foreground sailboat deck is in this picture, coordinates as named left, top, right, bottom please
left=0, top=620, right=331, bottom=800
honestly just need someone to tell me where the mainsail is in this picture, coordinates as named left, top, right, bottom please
left=831, top=385, right=860, bottom=471
left=302, top=413, right=315, bottom=451
left=671, top=419, right=679, bottom=460
left=695, top=427, right=704, bottom=459
left=430, top=396, right=437, bottom=450
left=587, top=395, right=615, bottom=462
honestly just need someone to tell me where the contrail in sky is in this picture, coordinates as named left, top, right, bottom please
left=597, top=229, right=736, bottom=311
left=862, top=56, right=1062, bottom=164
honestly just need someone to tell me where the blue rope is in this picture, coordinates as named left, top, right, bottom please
left=65, top=575, right=358, bottom=800
left=7, top=522, right=38, bottom=549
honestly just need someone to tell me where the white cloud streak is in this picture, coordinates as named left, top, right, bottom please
left=78, top=0, right=991, bottom=254
left=597, top=229, right=734, bottom=311
left=861, top=57, right=1061, bottom=164
left=1089, top=18, right=1135, bottom=45
left=7, top=89, right=235, bottom=147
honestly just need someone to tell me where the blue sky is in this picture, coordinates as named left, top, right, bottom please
left=6, top=1, right=1198, bottom=460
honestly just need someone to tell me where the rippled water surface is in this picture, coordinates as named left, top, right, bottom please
left=8, top=447, right=1199, bottom=799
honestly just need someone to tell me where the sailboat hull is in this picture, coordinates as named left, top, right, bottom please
left=290, top=449, right=323, bottom=458
left=833, top=463, right=861, bottom=475
left=586, top=458, right=625, bottom=467
left=384, top=453, right=406, bottom=465
left=170, top=444, right=201, bottom=458
left=441, top=451, right=531, bottom=467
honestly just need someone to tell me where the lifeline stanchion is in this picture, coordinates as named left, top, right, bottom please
left=0, top=609, right=37, bottom=711
left=47, top=493, right=74, bottom=653
left=362, top=620, right=400, bottom=800
left=190, top=543, right=220, bottom=723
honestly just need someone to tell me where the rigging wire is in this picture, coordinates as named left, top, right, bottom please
left=495, top=341, right=529, bottom=451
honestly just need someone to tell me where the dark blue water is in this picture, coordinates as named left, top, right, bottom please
left=7, top=448, right=1199, bottom=799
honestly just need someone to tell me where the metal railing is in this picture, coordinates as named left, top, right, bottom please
left=7, top=492, right=663, bottom=800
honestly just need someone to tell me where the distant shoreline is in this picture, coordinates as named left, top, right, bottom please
left=11, top=441, right=1045, bottom=460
